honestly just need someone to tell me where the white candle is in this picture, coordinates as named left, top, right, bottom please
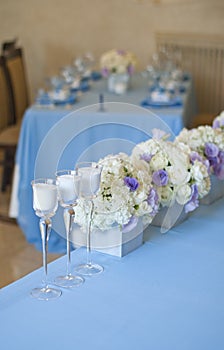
left=33, top=183, right=58, bottom=215
left=57, top=174, right=80, bottom=206
left=114, top=82, right=127, bottom=95
left=78, top=167, right=101, bottom=198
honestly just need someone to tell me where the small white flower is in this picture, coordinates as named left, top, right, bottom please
left=176, top=184, right=192, bottom=205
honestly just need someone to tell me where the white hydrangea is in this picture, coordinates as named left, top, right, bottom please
left=74, top=152, right=158, bottom=232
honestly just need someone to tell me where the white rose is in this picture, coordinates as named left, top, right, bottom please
left=176, top=184, right=192, bottom=205
left=191, top=161, right=209, bottom=182
left=166, top=165, right=190, bottom=185
left=150, top=152, right=168, bottom=170
left=157, top=186, right=174, bottom=206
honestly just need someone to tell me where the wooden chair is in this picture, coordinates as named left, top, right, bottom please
left=3, top=47, right=29, bottom=124
left=1, top=38, right=18, bottom=55
left=0, top=55, right=21, bottom=191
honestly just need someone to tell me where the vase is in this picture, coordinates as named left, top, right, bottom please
left=72, top=218, right=143, bottom=257
left=201, top=175, right=224, bottom=205
left=151, top=202, right=189, bottom=230
left=107, top=73, right=130, bottom=94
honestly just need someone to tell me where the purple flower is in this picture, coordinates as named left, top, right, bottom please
left=101, top=67, right=109, bottom=77
left=213, top=118, right=224, bottom=128
left=204, top=142, right=219, bottom=158
left=213, top=119, right=220, bottom=129
left=124, top=177, right=139, bottom=191
left=122, top=216, right=138, bottom=233
left=190, top=151, right=210, bottom=171
left=117, top=49, right=126, bottom=55
left=140, top=153, right=153, bottom=163
left=147, top=188, right=159, bottom=215
left=208, top=157, right=219, bottom=167
left=127, top=64, right=134, bottom=75
left=152, top=169, right=169, bottom=186
left=213, top=163, right=224, bottom=180
left=184, top=184, right=199, bottom=213
left=218, top=150, right=224, bottom=163
left=190, top=151, right=203, bottom=164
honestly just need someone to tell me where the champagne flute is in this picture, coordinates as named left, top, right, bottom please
left=74, top=162, right=103, bottom=276
left=54, top=170, right=84, bottom=288
left=31, top=179, right=62, bottom=300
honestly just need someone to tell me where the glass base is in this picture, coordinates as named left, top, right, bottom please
left=31, top=286, right=62, bottom=300
left=74, top=263, right=104, bottom=276
left=54, top=274, right=84, bottom=288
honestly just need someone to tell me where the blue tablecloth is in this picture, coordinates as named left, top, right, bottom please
left=1, top=198, right=224, bottom=350
left=13, top=75, right=197, bottom=252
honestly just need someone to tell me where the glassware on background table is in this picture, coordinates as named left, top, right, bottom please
left=54, top=170, right=84, bottom=288
left=74, top=162, right=103, bottom=276
left=31, top=179, right=62, bottom=300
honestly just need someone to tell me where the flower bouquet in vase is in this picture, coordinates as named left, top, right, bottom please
left=100, top=49, right=137, bottom=94
left=73, top=153, right=159, bottom=257
left=176, top=125, right=224, bottom=204
left=131, top=129, right=211, bottom=230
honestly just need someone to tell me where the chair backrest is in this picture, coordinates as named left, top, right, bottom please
left=1, top=38, right=17, bottom=55
left=3, top=47, right=29, bottom=123
left=0, top=56, right=15, bottom=131
left=156, top=32, right=224, bottom=115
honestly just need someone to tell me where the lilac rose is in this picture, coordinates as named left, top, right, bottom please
left=184, top=184, right=199, bottom=213
left=212, top=119, right=220, bottom=129
left=213, top=162, right=224, bottom=180
left=124, top=177, right=139, bottom=191
left=152, top=169, right=169, bottom=186
left=127, top=64, right=134, bottom=75
left=204, top=142, right=219, bottom=158
left=140, top=153, right=153, bottom=163
left=190, top=151, right=203, bottom=164
left=101, top=67, right=109, bottom=77
left=147, top=188, right=159, bottom=215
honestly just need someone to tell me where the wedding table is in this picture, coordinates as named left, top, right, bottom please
left=9, top=74, right=197, bottom=252
left=1, top=198, right=224, bottom=350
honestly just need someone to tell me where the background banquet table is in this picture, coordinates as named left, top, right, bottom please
left=1, top=198, right=224, bottom=350
left=9, top=74, right=197, bottom=252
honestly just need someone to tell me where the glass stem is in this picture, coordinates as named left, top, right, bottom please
left=64, top=208, right=75, bottom=276
left=39, top=217, right=51, bottom=289
left=86, top=199, right=94, bottom=266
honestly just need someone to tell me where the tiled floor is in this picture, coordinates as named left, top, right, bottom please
left=0, top=182, right=62, bottom=288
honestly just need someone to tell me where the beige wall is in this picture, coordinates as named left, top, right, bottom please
left=0, top=0, right=224, bottom=101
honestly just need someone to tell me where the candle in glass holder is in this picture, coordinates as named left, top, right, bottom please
left=57, top=174, right=80, bottom=206
left=78, top=167, right=101, bottom=198
left=33, top=182, right=58, bottom=217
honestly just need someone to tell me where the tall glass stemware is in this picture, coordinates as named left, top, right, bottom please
left=31, top=178, right=62, bottom=300
left=54, top=170, right=84, bottom=288
left=74, top=162, right=103, bottom=276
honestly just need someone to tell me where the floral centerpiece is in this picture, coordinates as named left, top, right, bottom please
left=100, top=49, right=137, bottom=94
left=74, top=152, right=159, bottom=233
left=131, top=130, right=210, bottom=215
left=175, top=125, right=224, bottom=180
left=100, top=49, right=137, bottom=77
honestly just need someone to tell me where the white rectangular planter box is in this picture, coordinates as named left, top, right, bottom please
left=151, top=202, right=189, bottom=230
left=201, top=175, right=224, bottom=205
left=72, top=219, right=143, bottom=257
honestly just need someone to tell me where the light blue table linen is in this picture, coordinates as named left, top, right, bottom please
left=14, top=75, right=197, bottom=252
left=1, top=198, right=224, bottom=350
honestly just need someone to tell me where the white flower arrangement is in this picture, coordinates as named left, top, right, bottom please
left=74, top=153, right=159, bottom=232
left=176, top=125, right=224, bottom=180
left=100, top=49, right=137, bottom=77
left=131, top=131, right=210, bottom=213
